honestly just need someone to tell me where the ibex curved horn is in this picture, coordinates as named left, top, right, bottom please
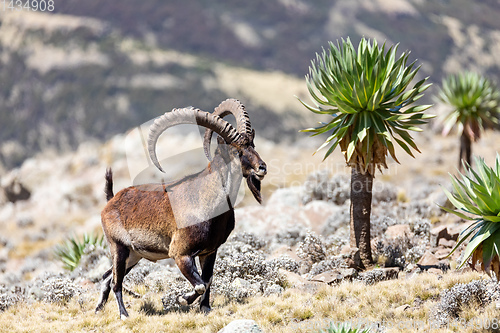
left=203, top=99, right=251, bottom=160
left=148, top=107, right=241, bottom=172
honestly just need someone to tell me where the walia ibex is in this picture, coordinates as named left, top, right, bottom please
left=95, top=99, right=267, bottom=319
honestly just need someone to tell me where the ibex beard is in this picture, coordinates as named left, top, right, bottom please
left=95, top=99, right=267, bottom=319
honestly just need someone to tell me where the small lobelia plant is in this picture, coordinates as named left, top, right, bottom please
left=319, top=322, right=371, bottom=333
left=437, top=72, right=500, bottom=170
left=54, top=232, right=106, bottom=271
left=299, top=37, right=433, bottom=266
left=443, top=155, right=500, bottom=277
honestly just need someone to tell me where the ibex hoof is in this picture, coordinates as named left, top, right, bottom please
left=120, top=314, right=129, bottom=320
left=200, top=305, right=211, bottom=314
left=178, top=296, right=188, bottom=306
left=195, top=284, right=206, bottom=294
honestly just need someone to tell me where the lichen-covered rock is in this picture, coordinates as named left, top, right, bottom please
left=218, top=319, right=263, bottom=333
left=145, top=267, right=182, bottom=293
left=229, top=278, right=261, bottom=300
left=263, top=283, right=283, bottom=296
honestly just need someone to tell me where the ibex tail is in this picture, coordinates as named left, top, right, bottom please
left=104, top=168, right=114, bottom=202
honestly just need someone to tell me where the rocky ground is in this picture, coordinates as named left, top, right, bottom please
left=1, top=128, right=500, bottom=332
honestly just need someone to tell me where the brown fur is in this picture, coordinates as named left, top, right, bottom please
left=96, top=139, right=266, bottom=318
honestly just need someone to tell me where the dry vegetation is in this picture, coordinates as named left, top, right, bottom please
left=0, top=271, right=497, bottom=333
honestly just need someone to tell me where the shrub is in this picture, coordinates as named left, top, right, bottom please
left=54, top=232, right=106, bottom=271
left=434, top=280, right=493, bottom=324
left=296, top=231, right=326, bottom=263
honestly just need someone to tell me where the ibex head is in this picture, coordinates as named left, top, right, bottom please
left=147, top=99, right=267, bottom=203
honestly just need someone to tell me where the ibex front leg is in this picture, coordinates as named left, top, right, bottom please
left=198, top=252, right=217, bottom=313
left=175, top=255, right=207, bottom=306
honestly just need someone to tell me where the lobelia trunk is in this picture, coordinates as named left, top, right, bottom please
left=459, top=132, right=472, bottom=172
left=350, top=165, right=373, bottom=268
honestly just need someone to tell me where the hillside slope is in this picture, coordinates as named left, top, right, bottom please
left=3, top=1, right=500, bottom=169
left=0, top=11, right=311, bottom=169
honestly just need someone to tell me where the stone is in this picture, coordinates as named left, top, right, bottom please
left=418, top=251, right=440, bottom=266
left=447, top=225, right=462, bottom=241
left=341, top=268, right=358, bottom=281
left=359, top=267, right=399, bottom=285
left=231, top=278, right=252, bottom=289
left=340, top=246, right=362, bottom=269
left=428, top=267, right=443, bottom=275
left=417, top=251, right=447, bottom=272
left=218, top=319, right=263, bottom=333
left=434, top=247, right=452, bottom=260
left=438, top=238, right=456, bottom=248
left=380, top=267, right=399, bottom=280
left=430, top=225, right=458, bottom=246
left=263, top=284, right=283, bottom=296
left=395, top=304, right=410, bottom=312
left=278, top=269, right=323, bottom=293
left=385, top=224, right=412, bottom=239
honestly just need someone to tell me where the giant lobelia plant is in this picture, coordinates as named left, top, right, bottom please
left=300, top=38, right=433, bottom=267
left=443, top=155, right=500, bottom=277
left=438, top=72, right=500, bottom=171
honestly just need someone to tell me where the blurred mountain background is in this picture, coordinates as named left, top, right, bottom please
left=1, top=0, right=500, bottom=170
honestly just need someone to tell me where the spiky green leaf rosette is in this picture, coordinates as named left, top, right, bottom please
left=443, top=155, right=500, bottom=276
left=299, top=38, right=433, bottom=174
left=438, top=71, right=500, bottom=140
left=54, top=233, right=106, bottom=271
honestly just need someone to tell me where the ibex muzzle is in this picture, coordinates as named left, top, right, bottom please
left=95, top=99, right=266, bottom=319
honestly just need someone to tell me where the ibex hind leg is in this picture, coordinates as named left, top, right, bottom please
left=95, top=268, right=113, bottom=313
left=95, top=263, right=140, bottom=313
left=175, top=255, right=207, bottom=306
left=95, top=247, right=141, bottom=317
